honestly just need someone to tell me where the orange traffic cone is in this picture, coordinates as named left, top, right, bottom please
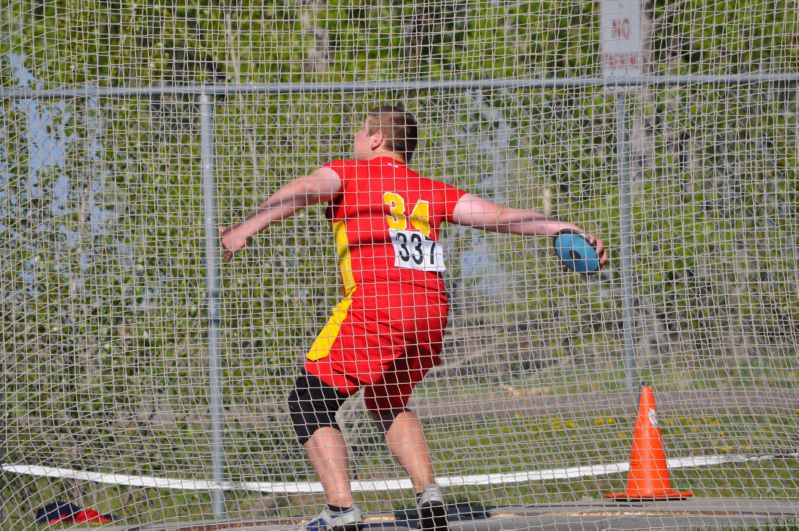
left=605, top=383, right=693, bottom=501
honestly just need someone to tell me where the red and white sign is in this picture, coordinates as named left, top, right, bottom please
left=600, top=0, right=643, bottom=83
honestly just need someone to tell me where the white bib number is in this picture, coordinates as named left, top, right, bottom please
left=390, top=230, right=446, bottom=272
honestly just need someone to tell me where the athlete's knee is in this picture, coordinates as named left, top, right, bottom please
left=369, top=407, right=411, bottom=436
left=287, top=372, right=348, bottom=446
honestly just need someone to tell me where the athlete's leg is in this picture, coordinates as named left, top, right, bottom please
left=370, top=403, right=448, bottom=531
left=372, top=408, right=436, bottom=494
left=288, top=372, right=355, bottom=508
left=305, top=426, right=354, bottom=508
left=365, top=349, right=440, bottom=494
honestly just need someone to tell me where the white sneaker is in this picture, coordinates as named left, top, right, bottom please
left=303, top=505, right=363, bottom=531
left=417, top=484, right=448, bottom=531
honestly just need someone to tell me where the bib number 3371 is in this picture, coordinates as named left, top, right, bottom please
left=389, top=229, right=446, bottom=272
left=384, top=192, right=447, bottom=273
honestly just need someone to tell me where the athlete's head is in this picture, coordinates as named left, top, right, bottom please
left=353, top=106, right=418, bottom=163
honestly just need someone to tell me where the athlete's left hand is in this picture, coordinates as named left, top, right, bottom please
left=219, top=225, right=251, bottom=262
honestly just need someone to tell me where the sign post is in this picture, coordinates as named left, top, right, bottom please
left=601, top=0, right=642, bottom=392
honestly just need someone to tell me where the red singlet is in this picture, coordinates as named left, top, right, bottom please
left=304, top=156, right=466, bottom=411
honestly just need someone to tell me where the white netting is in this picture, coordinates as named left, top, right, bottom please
left=1, top=0, right=797, bottom=528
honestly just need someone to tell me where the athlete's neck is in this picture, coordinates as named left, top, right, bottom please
left=368, top=151, right=405, bottom=164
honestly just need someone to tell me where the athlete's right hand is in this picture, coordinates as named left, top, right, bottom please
left=219, top=225, right=251, bottom=262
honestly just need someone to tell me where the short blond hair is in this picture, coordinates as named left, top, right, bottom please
left=366, top=106, right=418, bottom=162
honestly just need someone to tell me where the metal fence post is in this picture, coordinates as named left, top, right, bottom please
left=615, top=90, right=638, bottom=393
left=199, top=90, right=226, bottom=518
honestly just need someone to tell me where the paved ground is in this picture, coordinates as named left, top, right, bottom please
left=105, top=498, right=799, bottom=530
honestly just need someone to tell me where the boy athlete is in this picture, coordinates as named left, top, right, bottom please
left=220, top=106, right=608, bottom=531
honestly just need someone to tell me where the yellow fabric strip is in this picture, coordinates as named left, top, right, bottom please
left=333, top=220, right=357, bottom=295
left=306, top=295, right=353, bottom=361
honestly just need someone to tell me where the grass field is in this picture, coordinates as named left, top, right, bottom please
left=4, top=354, right=797, bottom=527
left=4, top=403, right=797, bottom=527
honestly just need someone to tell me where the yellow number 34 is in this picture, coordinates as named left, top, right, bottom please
left=383, top=192, right=431, bottom=238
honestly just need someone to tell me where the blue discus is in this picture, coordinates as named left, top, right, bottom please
left=553, top=229, right=601, bottom=273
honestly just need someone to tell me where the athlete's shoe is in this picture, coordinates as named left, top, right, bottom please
left=417, top=484, right=448, bottom=531
left=303, top=505, right=363, bottom=531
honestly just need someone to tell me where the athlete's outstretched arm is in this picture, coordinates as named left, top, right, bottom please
left=220, top=167, right=341, bottom=261
left=452, top=193, right=608, bottom=266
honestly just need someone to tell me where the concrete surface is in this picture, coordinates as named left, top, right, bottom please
left=98, top=498, right=799, bottom=530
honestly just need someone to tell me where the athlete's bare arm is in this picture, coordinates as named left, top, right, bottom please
left=220, top=167, right=341, bottom=261
left=452, top=193, right=608, bottom=266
